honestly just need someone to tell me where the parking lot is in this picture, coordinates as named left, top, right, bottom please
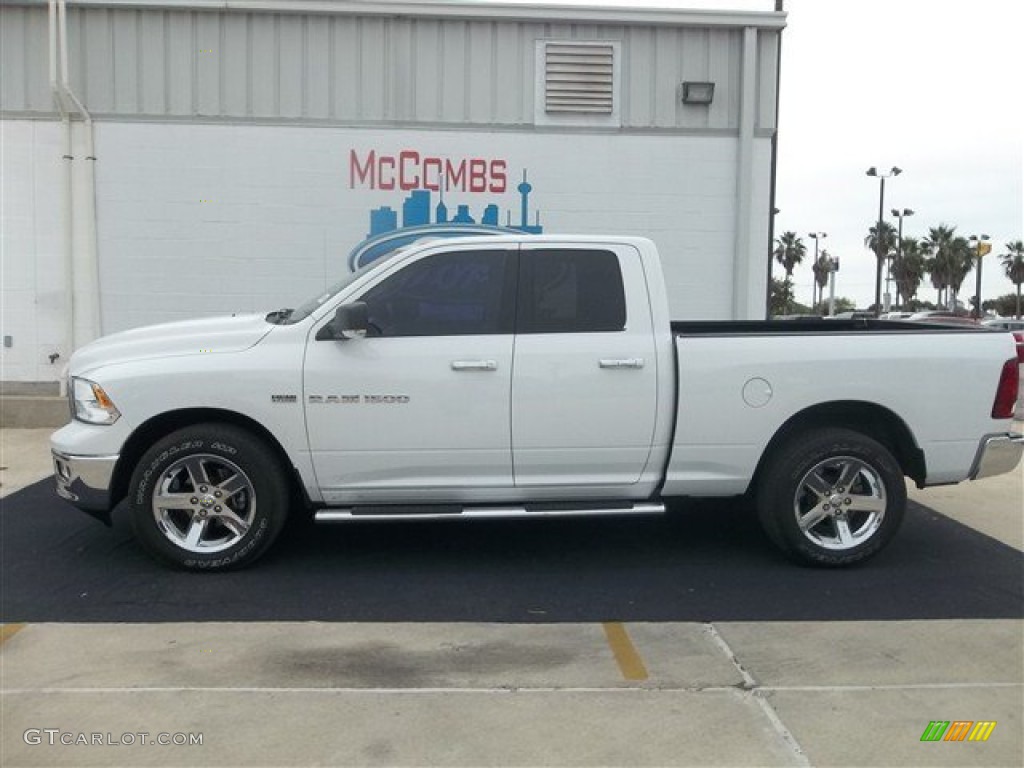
left=2, top=427, right=1022, bottom=766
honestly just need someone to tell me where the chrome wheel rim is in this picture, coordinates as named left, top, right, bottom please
left=793, top=456, right=887, bottom=551
left=152, top=454, right=256, bottom=554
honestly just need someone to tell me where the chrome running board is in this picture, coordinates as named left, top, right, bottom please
left=315, top=501, right=666, bottom=523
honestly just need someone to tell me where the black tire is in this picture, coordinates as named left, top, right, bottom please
left=128, top=424, right=289, bottom=570
left=756, top=428, right=906, bottom=567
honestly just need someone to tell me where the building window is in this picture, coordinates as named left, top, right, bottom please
left=535, top=41, right=621, bottom=128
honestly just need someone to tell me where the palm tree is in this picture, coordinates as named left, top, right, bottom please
left=946, top=236, right=974, bottom=309
left=864, top=221, right=898, bottom=308
left=892, top=237, right=925, bottom=306
left=773, top=231, right=806, bottom=314
left=811, top=251, right=831, bottom=309
left=922, top=225, right=961, bottom=308
left=925, top=258, right=946, bottom=307
left=1000, top=240, right=1024, bottom=318
left=864, top=221, right=898, bottom=261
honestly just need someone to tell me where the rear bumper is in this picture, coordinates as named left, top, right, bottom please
left=969, top=432, right=1024, bottom=480
left=52, top=450, right=118, bottom=514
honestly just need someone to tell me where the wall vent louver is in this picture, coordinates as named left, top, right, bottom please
left=544, top=43, right=614, bottom=114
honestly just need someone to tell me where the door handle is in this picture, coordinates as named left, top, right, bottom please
left=451, top=360, right=498, bottom=372
left=599, top=358, right=645, bottom=370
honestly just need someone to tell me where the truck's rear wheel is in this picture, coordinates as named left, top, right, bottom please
left=757, top=428, right=906, bottom=566
left=128, top=424, right=289, bottom=570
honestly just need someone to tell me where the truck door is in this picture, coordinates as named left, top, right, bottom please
left=304, top=246, right=517, bottom=503
left=511, top=244, right=659, bottom=488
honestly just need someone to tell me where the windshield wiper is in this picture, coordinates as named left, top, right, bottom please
left=265, top=308, right=294, bottom=324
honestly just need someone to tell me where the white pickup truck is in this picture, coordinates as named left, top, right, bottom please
left=51, top=236, right=1023, bottom=570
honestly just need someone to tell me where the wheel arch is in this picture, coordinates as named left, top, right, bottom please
left=110, top=408, right=306, bottom=511
left=751, top=400, right=927, bottom=493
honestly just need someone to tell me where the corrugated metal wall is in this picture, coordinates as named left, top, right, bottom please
left=1, top=4, right=778, bottom=132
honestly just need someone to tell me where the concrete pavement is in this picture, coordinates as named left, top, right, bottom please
left=0, top=429, right=52, bottom=498
left=2, top=619, right=1020, bottom=766
left=2, top=425, right=1022, bottom=766
left=908, top=469, right=1024, bottom=550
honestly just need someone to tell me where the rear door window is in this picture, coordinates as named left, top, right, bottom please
left=517, top=249, right=626, bottom=333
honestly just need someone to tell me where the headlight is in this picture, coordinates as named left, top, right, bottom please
left=72, top=377, right=121, bottom=425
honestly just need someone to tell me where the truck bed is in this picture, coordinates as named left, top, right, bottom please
left=664, top=319, right=1014, bottom=499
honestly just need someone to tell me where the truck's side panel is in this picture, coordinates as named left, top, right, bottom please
left=663, top=331, right=1016, bottom=496
left=53, top=324, right=323, bottom=505
left=304, top=244, right=518, bottom=504
left=511, top=243, right=659, bottom=488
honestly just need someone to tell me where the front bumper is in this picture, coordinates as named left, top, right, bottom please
left=52, top=450, right=118, bottom=514
left=969, top=432, right=1024, bottom=480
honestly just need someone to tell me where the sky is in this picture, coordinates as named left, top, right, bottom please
left=772, top=0, right=1023, bottom=310
left=486, top=0, right=1024, bottom=310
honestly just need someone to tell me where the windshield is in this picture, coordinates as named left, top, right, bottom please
left=284, top=253, right=397, bottom=324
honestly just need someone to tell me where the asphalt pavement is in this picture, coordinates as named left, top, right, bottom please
left=1, top=477, right=1021, bottom=624
left=1, top=427, right=1022, bottom=767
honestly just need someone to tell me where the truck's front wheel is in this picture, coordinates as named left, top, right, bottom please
left=128, top=424, right=289, bottom=570
left=757, top=428, right=906, bottom=567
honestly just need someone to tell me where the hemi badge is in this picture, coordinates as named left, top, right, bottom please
left=271, top=395, right=297, bottom=403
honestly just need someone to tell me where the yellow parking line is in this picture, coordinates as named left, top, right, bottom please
left=602, top=622, right=648, bottom=681
left=0, top=623, right=25, bottom=647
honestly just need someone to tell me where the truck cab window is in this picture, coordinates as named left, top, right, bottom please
left=518, top=249, right=626, bottom=333
left=359, top=249, right=516, bottom=337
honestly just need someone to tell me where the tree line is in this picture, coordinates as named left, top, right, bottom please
left=772, top=226, right=1024, bottom=318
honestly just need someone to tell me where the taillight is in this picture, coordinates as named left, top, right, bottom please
left=1013, top=332, right=1024, bottom=364
left=992, top=358, right=1020, bottom=419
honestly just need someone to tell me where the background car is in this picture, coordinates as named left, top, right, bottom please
left=906, top=310, right=978, bottom=326
left=982, top=317, right=1024, bottom=332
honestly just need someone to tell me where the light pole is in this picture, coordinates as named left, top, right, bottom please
left=808, top=231, right=827, bottom=308
left=969, top=234, right=991, bottom=319
left=890, top=208, right=914, bottom=309
left=866, top=166, right=901, bottom=315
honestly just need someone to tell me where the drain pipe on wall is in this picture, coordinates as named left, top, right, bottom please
left=50, top=0, right=101, bottom=394
left=58, top=0, right=101, bottom=348
left=49, top=0, right=73, bottom=394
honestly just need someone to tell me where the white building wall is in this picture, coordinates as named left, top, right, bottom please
left=90, top=121, right=745, bottom=332
left=0, top=121, right=66, bottom=383
left=1, top=1, right=783, bottom=383
left=1, top=5, right=776, bottom=133
left=744, top=138, right=775, bottom=318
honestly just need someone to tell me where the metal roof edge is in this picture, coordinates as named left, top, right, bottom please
left=3, top=0, right=786, bottom=29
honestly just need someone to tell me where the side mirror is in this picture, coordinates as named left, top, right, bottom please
left=334, top=301, right=369, bottom=340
